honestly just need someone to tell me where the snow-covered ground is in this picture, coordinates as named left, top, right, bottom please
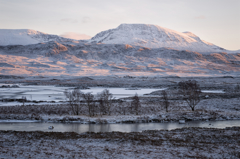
left=1, top=127, right=240, bottom=158
left=0, top=97, right=239, bottom=125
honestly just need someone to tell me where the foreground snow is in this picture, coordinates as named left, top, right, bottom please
left=1, top=127, right=240, bottom=158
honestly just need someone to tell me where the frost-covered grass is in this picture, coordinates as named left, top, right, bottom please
left=0, top=97, right=239, bottom=123
left=1, top=127, right=240, bottom=158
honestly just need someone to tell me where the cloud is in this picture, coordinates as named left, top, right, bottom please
left=60, top=32, right=92, bottom=40
left=194, top=15, right=206, bottom=19
left=60, top=18, right=79, bottom=23
left=82, top=16, right=91, bottom=23
left=60, top=17, right=90, bottom=24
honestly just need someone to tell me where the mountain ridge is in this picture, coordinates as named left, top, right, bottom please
left=0, top=25, right=239, bottom=53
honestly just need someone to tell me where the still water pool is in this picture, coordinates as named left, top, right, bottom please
left=0, top=120, right=239, bottom=133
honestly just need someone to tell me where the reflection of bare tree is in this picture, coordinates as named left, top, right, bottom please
left=88, top=124, right=97, bottom=132
left=69, top=124, right=81, bottom=133
left=132, top=123, right=140, bottom=132
left=99, top=124, right=111, bottom=132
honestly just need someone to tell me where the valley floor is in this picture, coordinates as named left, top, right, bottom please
left=1, top=127, right=240, bottom=159
left=0, top=76, right=240, bottom=158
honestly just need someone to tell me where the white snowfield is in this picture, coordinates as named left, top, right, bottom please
left=0, top=29, right=71, bottom=46
left=90, top=24, right=237, bottom=53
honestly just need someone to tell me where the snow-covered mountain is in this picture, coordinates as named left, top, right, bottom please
left=90, top=24, right=227, bottom=53
left=0, top=29, right=72, bottom=46
left=0, top=25, right=239, bottom=76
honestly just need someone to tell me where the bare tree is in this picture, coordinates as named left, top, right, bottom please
left=98, top=98, right=105, bottom=116
left=131, top=93, right=141, bottom=115
left=64, top=88, right=83, bottom=115
left=82, top=92, right=95, bottom=117
left=178, top=80, right=201, bottom=111
left=22, top=96, right=27, bottom=106
left=234, top=85, right=240, bottom=93
left=97, top=89, right=113, bottom=115
left=161, top=90, right=170, bottom=112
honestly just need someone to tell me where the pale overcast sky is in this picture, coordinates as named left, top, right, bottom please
left=0, top=0, right=239, bottom=50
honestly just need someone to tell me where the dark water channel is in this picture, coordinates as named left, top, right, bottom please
left=0, top=120, right=240, bottom=133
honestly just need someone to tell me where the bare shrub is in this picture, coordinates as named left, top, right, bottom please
left=178, top=80, right=201, bottom=111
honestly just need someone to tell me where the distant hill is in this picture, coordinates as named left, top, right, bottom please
left=0, top=29, right=73, bottom=46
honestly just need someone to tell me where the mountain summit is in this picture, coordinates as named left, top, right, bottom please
left=90, top=24, right=226, bottom=53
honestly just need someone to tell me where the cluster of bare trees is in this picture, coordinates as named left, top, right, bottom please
left=64, top=88, right=143, bottom=117
left=159, top=80, right=201, bottom=112
left=64, top=80, right=202, bottom=117
left=64, top=89, right=114, bottom=116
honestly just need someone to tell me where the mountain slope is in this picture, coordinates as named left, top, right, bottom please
left=90, top=24, right=227, bottom=53
left=0, top=29, right=72, bottom=46
left=0, top=41, right=239, bottom=76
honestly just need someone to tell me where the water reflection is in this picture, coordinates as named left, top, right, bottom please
left=0, top=120, right=240, bottom=133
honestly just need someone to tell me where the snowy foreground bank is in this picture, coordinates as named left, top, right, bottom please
left=1, top=111, right=240, bottom=124
left=1, top=127, right=240, bottom=158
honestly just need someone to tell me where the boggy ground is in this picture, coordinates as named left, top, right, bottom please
left=0, top=75, right=239, bottom=123
left=0, top=127, right=240, bottom=158
left=0, top=75, right=239, bottom=89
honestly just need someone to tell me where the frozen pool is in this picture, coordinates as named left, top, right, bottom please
left=0, top=85, right=163, bottom=106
